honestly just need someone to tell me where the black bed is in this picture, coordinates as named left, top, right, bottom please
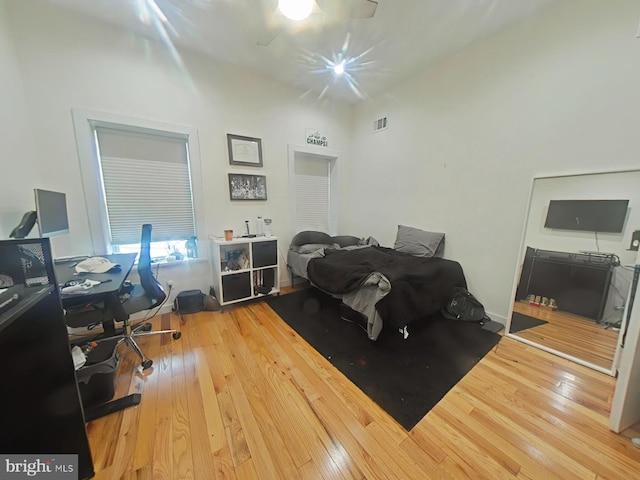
left=285, top=226, right=467, bottom=340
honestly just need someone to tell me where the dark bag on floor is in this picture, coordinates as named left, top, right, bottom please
left=173, top=289, right=204, bottom=314
left=442, top=287, right=487, bottom=322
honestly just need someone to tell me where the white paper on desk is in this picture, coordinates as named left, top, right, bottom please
left=71, top=346, right=87, bottom=370
left=61, top=284, right=92, bottom=295
left=61, top=279, right=101, bottom=295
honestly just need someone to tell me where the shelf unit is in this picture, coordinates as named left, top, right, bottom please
left=211, top=236, right=279, bottom=306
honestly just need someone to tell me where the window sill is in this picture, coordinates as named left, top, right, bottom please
left=149, top=256, right=208, bottom=267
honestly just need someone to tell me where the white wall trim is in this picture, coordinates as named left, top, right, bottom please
left=71, top=108, right=207, bottom=257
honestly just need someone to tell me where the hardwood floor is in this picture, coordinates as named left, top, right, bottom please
left=511, top=300, right=619, bottom=370
left=85, top=292, right=640, bottom=479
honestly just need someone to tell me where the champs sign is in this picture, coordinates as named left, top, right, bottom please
left=305, top=129, right=328, bottom=148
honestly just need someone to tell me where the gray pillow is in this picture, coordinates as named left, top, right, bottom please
left=393, top=225, right=445, bottom=258
left=290, top=231, right=333, bottom=246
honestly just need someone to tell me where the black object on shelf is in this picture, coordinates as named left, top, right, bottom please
left=222, top=272, right=252, bottom=301
left=252, top=240, right=277, bottom=268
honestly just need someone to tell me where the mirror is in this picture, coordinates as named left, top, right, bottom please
left=506, top=169, right=640, bottom=374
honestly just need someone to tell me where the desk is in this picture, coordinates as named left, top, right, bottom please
left=55, top=253, right=137, bottom=336
left=0, top=286, right=95, bottom=479
left=55, top=253, right=141, bottom=422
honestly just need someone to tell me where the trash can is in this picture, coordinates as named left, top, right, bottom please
left=76, top=338, right=120, bottom=408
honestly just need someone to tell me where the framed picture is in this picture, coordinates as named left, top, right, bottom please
left=227, top=134, right=263, bottom=167
left=228, top=173, right=267, bottom=201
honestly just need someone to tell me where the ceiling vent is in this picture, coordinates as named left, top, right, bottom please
left=373, top=115, right=388, bottom=133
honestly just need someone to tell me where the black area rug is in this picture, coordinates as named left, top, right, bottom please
left=265, top=288, right=501, bottom=431
left=510, top=312, right=549, bottom=333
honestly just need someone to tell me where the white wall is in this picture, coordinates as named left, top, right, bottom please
left=0, top=0, right=42, bottom=236
left=3, top=0, right=353, bottom=298
left=347, top=0, right=640, bottom=323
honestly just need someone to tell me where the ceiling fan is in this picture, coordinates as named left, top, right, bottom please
left=256, top=0, right=379, bottom=47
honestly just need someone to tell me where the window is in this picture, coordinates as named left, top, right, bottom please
left=73, top=110, right=204, bottom=259
left=94, top=126, right=195, bottom=258
left=294, top=154, right=331, bottom=233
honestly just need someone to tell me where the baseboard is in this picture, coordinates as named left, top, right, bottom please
left=486, top=310, right=506, bottom=325
left=128, top=303, right=173, bottom=322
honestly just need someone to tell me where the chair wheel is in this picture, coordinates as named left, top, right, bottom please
left=142, top=359, right=153, bottom=370
left=142, top=323, right=152, bottom=332
left=172, top=332, right=182, bottom=340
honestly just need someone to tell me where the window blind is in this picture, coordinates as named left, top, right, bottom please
left=95, top=126, right=196, bottom=245
left=294, top=156, right=330, bottom=233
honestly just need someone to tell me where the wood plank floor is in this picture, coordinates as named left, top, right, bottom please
left=511, top=300, right=619, bottom=370
left=84, top=292, right=640, bottom=479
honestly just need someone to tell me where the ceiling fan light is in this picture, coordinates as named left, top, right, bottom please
left=278, top=0, right=314, bottom=21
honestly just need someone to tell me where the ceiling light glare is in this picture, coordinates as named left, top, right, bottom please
left=278, top=0, right=314, bottom=21
left=333, top=60, right=345, bottom=76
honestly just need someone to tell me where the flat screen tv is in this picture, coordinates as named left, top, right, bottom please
left=34, top=189, right=70, bottom=237
left=544, top=199, right=629, bottom=233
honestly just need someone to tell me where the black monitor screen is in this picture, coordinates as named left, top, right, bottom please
left=544, top=199, right=629, bottom=233
left=34, top=189, right=69, bottom=237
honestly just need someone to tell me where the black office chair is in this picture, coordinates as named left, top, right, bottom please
left=66, top=224, right=181, bottom=370
left=116, top=223, right=181, bottom=369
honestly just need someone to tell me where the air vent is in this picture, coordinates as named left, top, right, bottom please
left=373, top=115, right=388, bottom=133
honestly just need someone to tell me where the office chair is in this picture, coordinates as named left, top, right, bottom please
left=116, top=223, right=181, bottom=369
left=66, top=224, right=181, bottom=370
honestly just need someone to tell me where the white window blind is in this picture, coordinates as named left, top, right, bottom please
left=95, top=126, right=196, bottom=245
left=294, top=156, right=330, bottom=233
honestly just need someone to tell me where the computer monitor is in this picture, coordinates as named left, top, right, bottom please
left=34, top=189, right=69, bottom=237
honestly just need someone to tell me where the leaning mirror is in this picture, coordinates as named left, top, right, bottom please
left=506, top=169, right=640, bottom=375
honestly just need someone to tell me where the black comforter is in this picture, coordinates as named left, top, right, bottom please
left=307, top=246, right=467, bottom=330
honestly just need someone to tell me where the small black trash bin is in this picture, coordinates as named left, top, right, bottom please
left=76, top=338, right=120, bottom=408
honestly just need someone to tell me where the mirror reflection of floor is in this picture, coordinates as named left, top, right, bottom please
left=511, top=300, right=618, bottom=370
